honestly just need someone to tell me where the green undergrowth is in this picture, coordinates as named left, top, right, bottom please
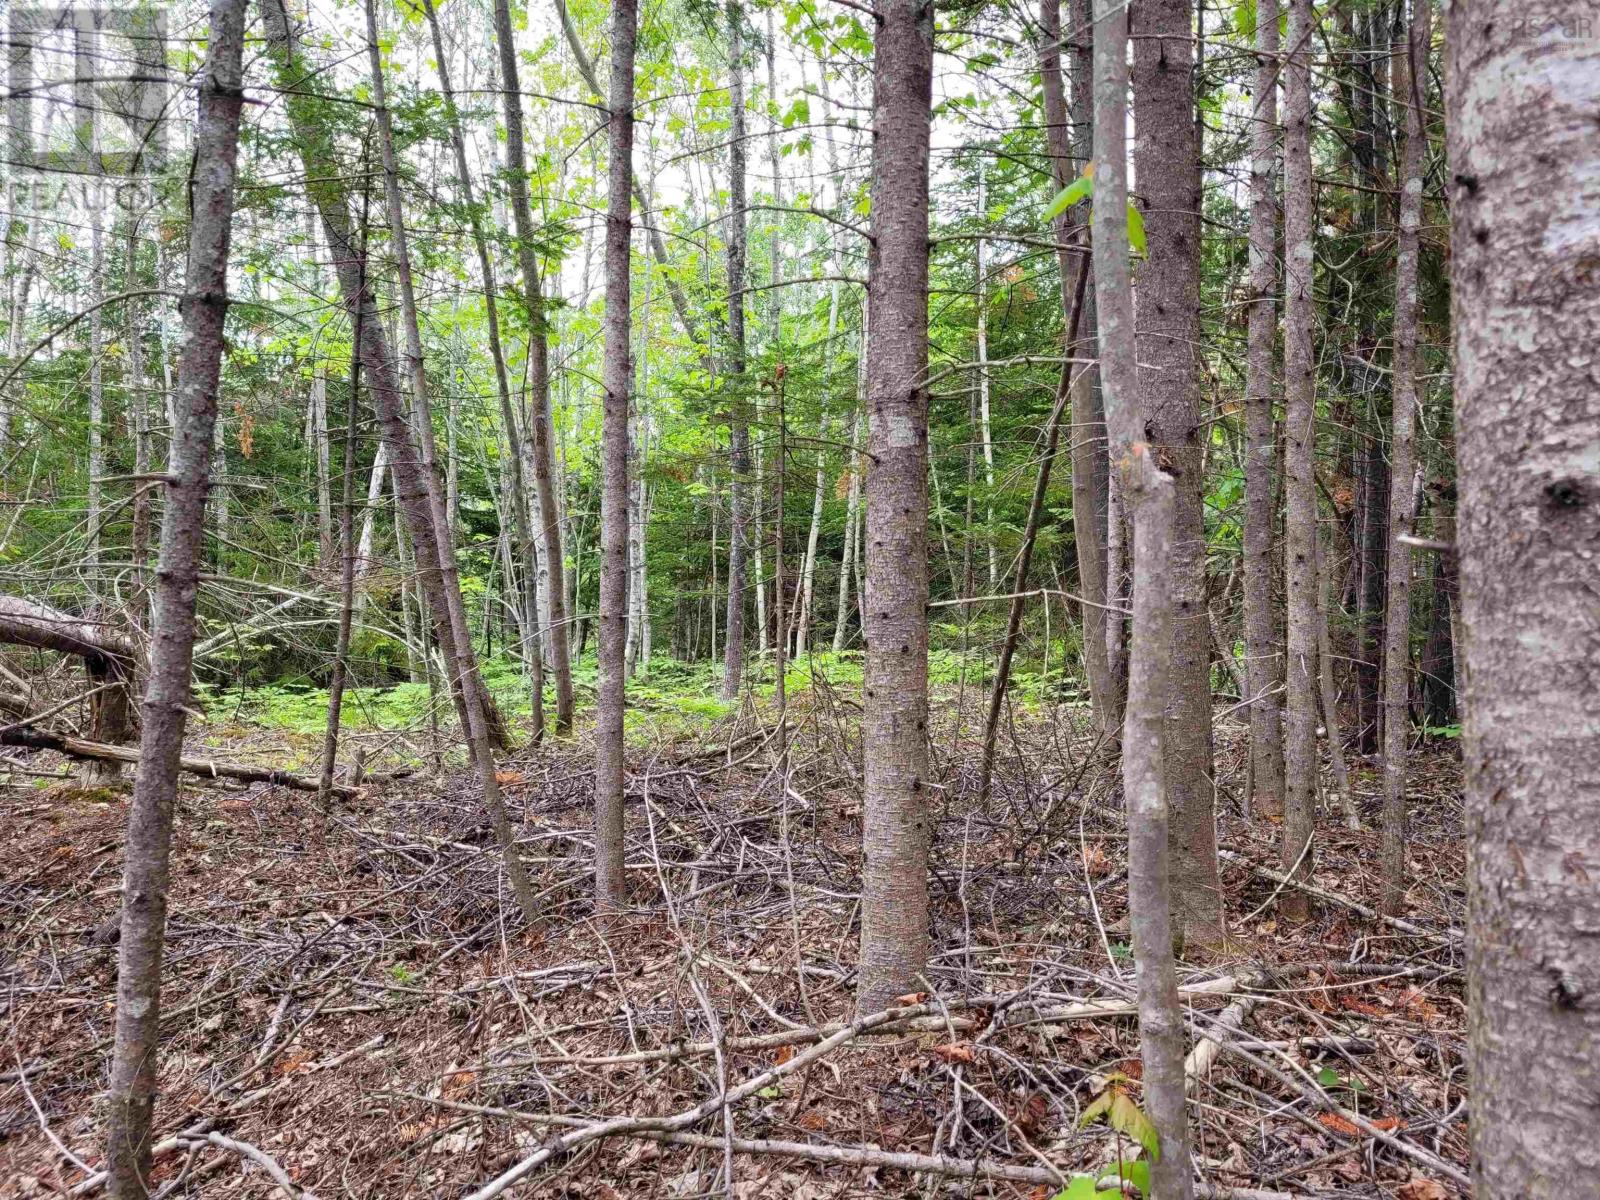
left=202, top=642, right=1091, bottom=745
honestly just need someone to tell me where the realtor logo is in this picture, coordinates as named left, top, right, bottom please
left=5, top=3, right=169, bottom=178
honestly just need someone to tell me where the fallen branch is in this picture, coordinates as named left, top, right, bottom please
left=179, top=1132, right=318, bottom=1200
left=410, top=1094, right=1299, bottom=1200
left=488, top=977, right=1238, bottom=1069
left=1218, top=849, right=1461, bottom=943
left=0, top=726, right=362, bottom=796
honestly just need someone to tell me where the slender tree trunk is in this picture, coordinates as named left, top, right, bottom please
left=87, top=179, right=106, bottom=580
left=103, top=3, right=248, bottom=1189
left=974, top=158, right=998, bottom=590
left=125, top=196, right=152, bottom=610
left=1134, top=0, right=1224, bottom=944
left=1449, top=5, right=1600, bottom=1192
left=1047, top=0, right=1116, bottom=739
left=720, top=0, right=751, bottom=703
left=1316, top=526, right=1357, bottom=825
left=489, top=0, right=575, bottom=733
left=1280, top=0, right=1319, bottom=922
left=1380, top=0, right=1429, bottom=913
left=1244, top=0, right=1286, bottom=817
left=262, top=0, right=534, bottom=924
left=834, top=351, right=866, bottom=652
left=307, top=210, right=334, bottom=565
left=320, top=281, right=364, bottom=805
left=977, top=262, right=1087, bottom=800
left=594, top=0, right=638, bottom=911
left=1093, top=0, right=1194, bottom=1188
left=855, top=0, right=934, bottom=1015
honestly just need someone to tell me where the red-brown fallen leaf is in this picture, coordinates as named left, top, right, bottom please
left=1369, top=1115, right=1406, bottom=1132
left=772, top=1045, right=794, bottom=1066
left=1015, top=1092, right=1049, bottom=1137
left=1339, top=996, right=1386, bottom=1017
left=1318, top=1112, right=1361, bottom=1136
left=495, top=771, right=525, bottom=786
left=930, top=1042, right=976, bottom=1065
left=893, top=991, right=928, bottom=1006
left=795, top=1108, right=829, bottom=1131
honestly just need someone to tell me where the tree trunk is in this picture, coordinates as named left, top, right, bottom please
left=1449, top=3, right=1600, bottom=1192
left=490, top=0, right=575, bottom=733
left=1244, top=0, right=1286, bottom=817
left=319, top=266, right=364, bottom=806
left=1280, top=0, right=1318, bottom=923
left=855, top=0, right=934, bottom=1016
left=974, top=158, right=998, bottom=590
left=102, top=2, right=247, bottom=1190
left=594, top=0, right=638, bottom=912
left=720, top=0, right=751, bottom=704
left=87, top=178, right=106, bottom=580
left=1092, top=0, right=1194, bottom=1188
left=1379, top=0, right=1429, bottom=913
left=261, top=0, right=532, bottom=921
left=1133, top=0, right=1224, bottom=945
left=833, top=355, right=866, bottom=653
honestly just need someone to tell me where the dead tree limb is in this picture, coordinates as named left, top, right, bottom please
left=0, top=726, right=363, bottom=797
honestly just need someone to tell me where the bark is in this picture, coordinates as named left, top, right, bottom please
left=102, top=1, right=247, bottom=1190
left=1379, top=0, right=1429, bottom=913
left=1316, top=526, right=1357, bottom=826
left=856, top=0, right=934, bottom=1015
left=261, top=0, right=533, bottom=923
left=306, top=211, right=334, bottom=565
left=720, top=0, right=751, bottom=703
left=1092, top=0, right=1194, bottom=1188
left=1449, top=4, right=1600, bottom=1193
left=1133, top=0, right=1223, bottom=945
left=1243, top=0, right=1286, bottom=817
left=594, top=0, right=638, bottom=912
left=1419, top=486, right=1457, bottom=728
left=1279, top=0, right=1318, bottom=923
left=126, top=198, right=153, bottom=607
left=489, top=0, right=575, bottom=733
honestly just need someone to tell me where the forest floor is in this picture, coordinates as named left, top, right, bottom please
left=1, top=681, right=1468, bottom=1199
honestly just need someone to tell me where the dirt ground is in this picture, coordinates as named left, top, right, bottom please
left=1, top=702, right=1469, bottom=1198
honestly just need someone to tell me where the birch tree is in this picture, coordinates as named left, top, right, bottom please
left=594, top=0, right=638, bottom=911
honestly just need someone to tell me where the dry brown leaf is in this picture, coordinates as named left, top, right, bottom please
left=495, top=771, right=525, bottom=786
left=930, top=1042, right=976, bottom=1064
left=795, top=1108, right=829, bottom=1131
left=893, top=991, right=928, bottom=1006
left=1396, top=1178, right=1450, bottom=1200
left=1369, top=1115, right=1406, bottom=1132
left=772, top=1045, right=794, bottom=1066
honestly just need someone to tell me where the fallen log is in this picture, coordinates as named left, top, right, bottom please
left=0, top=725, right=360, bottom=797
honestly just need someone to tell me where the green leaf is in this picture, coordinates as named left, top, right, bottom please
left=1126, top=204, right=1147, bottom=255
left=1044, top=172, right=1094, bottom=222
left=1107, top=1090, right=1161, bottom=1161
left=1052, top=1176, right=1099, bottom=1200
left=1317, top=1067, right=1342, bottom=1087
left=1122, top=1159, right=1152, bottom=1196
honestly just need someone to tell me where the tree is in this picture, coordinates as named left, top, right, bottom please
left=720, top=0, right=752, bottom=703
left=1243, top=0, right=1286, bottom=817
left=855, top=0, right=934, bottom=1015
left=260, top=0, right=538, bottom=927
left=1280, top=0, right=1318, bottom=921
left=1449, top=1, right=1600, bottom=1191
left=102, top=0, right=248, bottom=1189
left=1379, top=0, right=1430, bottom=914
left=594, top=0, right=638, bottom=911
left=1093, top=0, right=1194, bottom=1188
left=491, top=0, right=576, bottom=735
left=1133, top=0, right=1224, bottom=945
